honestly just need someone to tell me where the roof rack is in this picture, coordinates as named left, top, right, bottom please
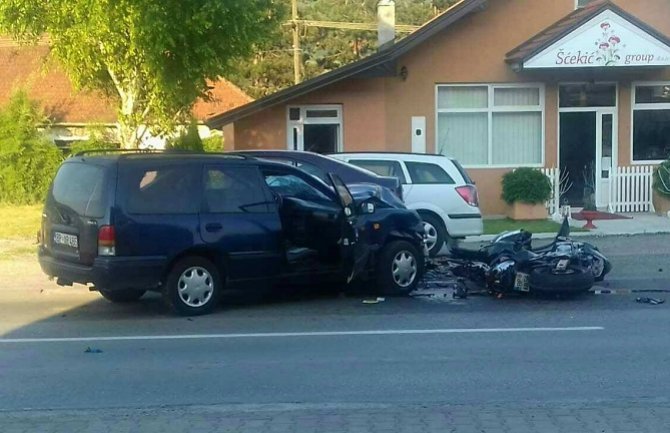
left=72, top=148, right=248, bottom=159
left=72, top=148, right=158, bottom=157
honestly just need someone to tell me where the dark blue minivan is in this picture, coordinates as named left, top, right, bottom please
left=39, top=152, right=426, bottom=315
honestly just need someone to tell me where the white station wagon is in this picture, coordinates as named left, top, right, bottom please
left=331, top=153, right=483, bottom=256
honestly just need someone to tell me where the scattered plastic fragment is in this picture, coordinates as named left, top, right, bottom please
left=84, top=347, right=103, bottom=353
left=362, top=297, right=385, bottom=304
left=636, top=297, right=665, bottom=305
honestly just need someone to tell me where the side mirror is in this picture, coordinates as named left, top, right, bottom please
left=361, top=202, right=375, bottom=214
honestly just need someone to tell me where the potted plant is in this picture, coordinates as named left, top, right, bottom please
left=653, top=160, right=670, bottom=216
left=501, top=168, right=552, bottom=220
left=579, top=163, right=599, bottom=228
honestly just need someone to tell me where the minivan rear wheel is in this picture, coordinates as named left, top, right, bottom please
left=99, top=288, right=146, bottom=303
left=419, top=213, right=445, bottom=257
left=164, top=256, right=223, bottom=316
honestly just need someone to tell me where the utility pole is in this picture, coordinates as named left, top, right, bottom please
left=286, top=0, right=423, bottom=85
left=291, top=0, right=302, bottom=84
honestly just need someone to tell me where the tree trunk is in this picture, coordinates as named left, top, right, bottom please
left=118, top=115, right=138, bottom=149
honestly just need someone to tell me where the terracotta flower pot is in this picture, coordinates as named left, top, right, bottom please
left=579, top=210, right=599, bottom=229
left=507, top=202, right=548, bottom=221
left=653, top=190, right=670, bottom=217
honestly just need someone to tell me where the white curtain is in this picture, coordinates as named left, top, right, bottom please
left=494, top=87, right=540, bottom=106
left=437, top=112, right=488, bottom=165
left=492, top=112, right=542, bottom=165
left=437, top=86, right=488, bottom=109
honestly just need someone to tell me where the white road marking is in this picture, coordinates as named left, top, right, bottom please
left=0, top=327, right=604, bottom=344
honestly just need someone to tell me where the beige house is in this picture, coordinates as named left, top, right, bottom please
left=207, top=0, right=670, bottom=216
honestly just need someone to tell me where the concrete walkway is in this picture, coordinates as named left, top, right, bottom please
left=575, top=212, right=670, bottom=236
left=469, top=213, right=670, bottom=242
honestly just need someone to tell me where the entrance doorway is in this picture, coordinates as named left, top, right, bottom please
left=558, top=84, right=616, bottom=209
left=287, top=105, right=343, bottom=154
left=560, top=112, right=596, bottom=207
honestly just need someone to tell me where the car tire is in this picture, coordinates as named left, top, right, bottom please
left=99, top=289, right=146, bottom=303
left=163, top=256, right=223, bottom=316
left=419, top=213, right=446, bottom=257
left=377, top=240, right=423, bottom=296
left=529, top=266, right=594, bottom=294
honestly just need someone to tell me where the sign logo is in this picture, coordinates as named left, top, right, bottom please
left=594, top=21, right=622, bottom=66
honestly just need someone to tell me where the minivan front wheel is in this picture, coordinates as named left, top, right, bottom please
left=377, top=240, right=423, bottom=296
left=164, top=257, right=223, bottom=316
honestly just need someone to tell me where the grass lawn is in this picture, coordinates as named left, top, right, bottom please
left=483, top=218, right=587, bottom=235
left=0, top=204, right=42, bottom=259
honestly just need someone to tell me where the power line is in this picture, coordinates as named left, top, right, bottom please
left=288, top=0, right=421, bottom=84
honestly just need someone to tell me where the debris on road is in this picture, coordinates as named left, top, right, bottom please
left=636, top=297, right=665, bottom=305
left=84, top=347, right=103, bottom=354
left=362, top=297, right=385, bottom=304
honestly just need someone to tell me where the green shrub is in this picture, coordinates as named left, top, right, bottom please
left=653, top=160, right=670, bottom=197
left=0, top=91, right=63, bottom=205
left=68, top=139, right=118, bottom=156
left=166, top=119, right=203, bottom=152
left=202, top=135, right=223, bottom=152
left=501, top=167, right=552, bottom=205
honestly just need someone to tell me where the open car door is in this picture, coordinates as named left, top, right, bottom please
left=328, top=173, right=370, bottom=283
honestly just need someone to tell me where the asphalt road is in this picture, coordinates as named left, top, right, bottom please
left=1, top=234, right=669, bottom=432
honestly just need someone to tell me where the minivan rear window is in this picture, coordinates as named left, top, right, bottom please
left=51, top=162, right=108, bottom=218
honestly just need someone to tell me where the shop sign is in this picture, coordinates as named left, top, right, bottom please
left=525, top=10, right=670, bottom=69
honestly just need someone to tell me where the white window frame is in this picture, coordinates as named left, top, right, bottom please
left=435, top=83, right=546, bottom=169
left=575, top=0, right=594, bottom=9
left=631, top=81, right=670, bottom=165
left=286, top=104, right=343, bottom=152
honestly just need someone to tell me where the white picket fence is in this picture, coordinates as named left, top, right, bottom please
left=608, top=165, right=655, bottom=213
left=541, top=167, right=560, bottom=215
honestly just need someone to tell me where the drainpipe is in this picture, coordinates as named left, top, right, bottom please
left=377, top=0, right=396, bottom=50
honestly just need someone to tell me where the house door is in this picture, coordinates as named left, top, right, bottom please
left=558, top=83, right=617, bottom=209
left=287, top=105, right=343, bottom=154
left=559, top=110, right=616, bottom=208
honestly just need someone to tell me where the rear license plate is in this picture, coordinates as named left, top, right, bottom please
left=514, top=272, right=530, bottom=292
left=53, top=232, right=78, bottom=249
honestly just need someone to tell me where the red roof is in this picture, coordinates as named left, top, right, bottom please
left=0, top=45, right=252, bottom=124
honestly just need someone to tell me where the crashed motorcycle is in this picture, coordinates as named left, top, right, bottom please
left=448, top=218, right=611, bottom=295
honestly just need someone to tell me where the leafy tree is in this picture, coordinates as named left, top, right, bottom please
left=229, top=0, right=459, bottom=98
left=0, top=0, right=284, bottom=148
left=0, top=91, right=63, bottom=204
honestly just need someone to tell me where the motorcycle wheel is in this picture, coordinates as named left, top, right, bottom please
left=529, top=266, right=594, bottom=294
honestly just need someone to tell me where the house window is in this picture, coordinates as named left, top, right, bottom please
left=436, top=84, right=544, bottom=167
left=286, top=105, right=343, bottom=154
left=632, top=84, right=670, bottom=162
left=575, top=0, right=595, bottom=9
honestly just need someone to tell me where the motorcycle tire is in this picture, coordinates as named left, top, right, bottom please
left=529, top=266, right=594, bottom=294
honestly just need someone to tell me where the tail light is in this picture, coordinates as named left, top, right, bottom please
left=98, top=225, right=116, bottom=256
left=456, top=185, right=479, bottom=207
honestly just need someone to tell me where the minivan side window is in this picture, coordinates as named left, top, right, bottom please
left=124, top=165, right=201, bottom=214
left=203, top=166, right=269, bottom=213
left=347, top=159, right=407, bottom=183
left=405, top=162, right=455, bottom=184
